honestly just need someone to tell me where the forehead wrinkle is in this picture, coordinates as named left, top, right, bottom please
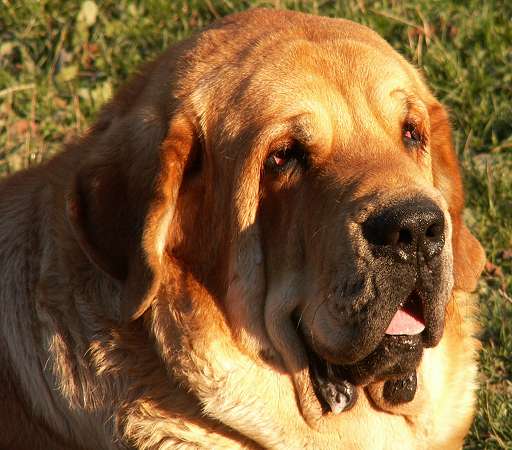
left=279, top=74, right=355, bottom=153
left=293, top=44, right=412, bottom=154
left=329, top=88, right=394, bottom=156
left=313, top=91, right=350, bottom=154
left=208, top=37, right=418, bottom=161
left=259, top=73, right=339, bottom=153
left=370, top=80, right=410, bottom=128
left=287, top=79, right=418, bottom=159
left=288, top=103, right=336, bottom=158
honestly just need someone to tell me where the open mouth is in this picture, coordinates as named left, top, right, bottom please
left=385, top=290, right=425, bottom=336
left=304, top=289, right=428, bottom=415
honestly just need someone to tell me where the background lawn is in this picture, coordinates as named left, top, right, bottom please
left=1, top=1, right=510, bottom=448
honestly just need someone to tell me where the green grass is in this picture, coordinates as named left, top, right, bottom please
left=1, top=1, right=510, bottom=447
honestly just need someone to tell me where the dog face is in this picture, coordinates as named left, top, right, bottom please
left=257, top=46, right=453, bottom=369
left=67, top=9, right=485, bottom=425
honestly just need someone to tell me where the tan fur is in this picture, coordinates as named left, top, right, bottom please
left=0, top=9, right=485, bottom=450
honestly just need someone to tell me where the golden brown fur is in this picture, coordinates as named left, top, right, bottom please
left=0, top=9, right=485, bottom=449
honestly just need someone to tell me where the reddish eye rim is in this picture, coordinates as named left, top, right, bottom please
left=265, top=140, right=308, bottom=174
left=402, top=121, right=423, bottom=148
left=272, top=151, right=287, bottom=166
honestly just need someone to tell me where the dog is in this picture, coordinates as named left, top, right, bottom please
left=0, top=8, right=485, bottom=450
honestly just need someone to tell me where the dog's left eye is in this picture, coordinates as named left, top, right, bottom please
left=265, top=142, right=307, bottom=174
left=402, top=122, right=423, bottom=149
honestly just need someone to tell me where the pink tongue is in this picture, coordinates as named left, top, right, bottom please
left=386, top=308, right=425, bottom=335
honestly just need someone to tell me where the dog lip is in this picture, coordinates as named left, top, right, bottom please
left=307, top=333, right=424, bottom=388
left=415, top=288, right=446, bottom=348
left=301, top=288, right=437, bottom=366
left=307, top=342, right=358, bottom=414
left=301, top=288, right=440, bottom=383
left=297, top=283, right=445, bottom=401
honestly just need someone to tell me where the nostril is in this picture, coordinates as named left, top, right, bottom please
left=425, top=223, right=443, bottom=240
left=398, top=229, right=413, bottom=246
left=421, top=215, right=445, bottom=259
left=366, top=226, right=414, bottom=248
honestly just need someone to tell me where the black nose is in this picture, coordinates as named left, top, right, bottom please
left=362, top=198, right=445, bottom=262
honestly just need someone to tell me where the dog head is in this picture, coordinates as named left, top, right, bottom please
left=66, top=9, right=485, bottom=424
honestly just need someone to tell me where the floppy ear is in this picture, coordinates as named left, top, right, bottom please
left=224, top=140, right=276, bottom=361
left=429, top=100, right=485, bottom=292
left=67, top=112, right=195, bottom=322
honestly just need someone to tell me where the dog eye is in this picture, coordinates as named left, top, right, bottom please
left=265, top=141, right=307, bottom=174
left=402, top=122, right=423, bottom=149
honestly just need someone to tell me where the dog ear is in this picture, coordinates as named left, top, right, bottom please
left=67, top=109, right=196, bottom=323
left=224, top=138, right=274, bottom=360
left=429, top=100, right=485, bottom=292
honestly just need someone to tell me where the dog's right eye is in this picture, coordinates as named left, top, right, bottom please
left=402, top=122, right=424, bottom=149
left=265, top=141, right=307, bottom=175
